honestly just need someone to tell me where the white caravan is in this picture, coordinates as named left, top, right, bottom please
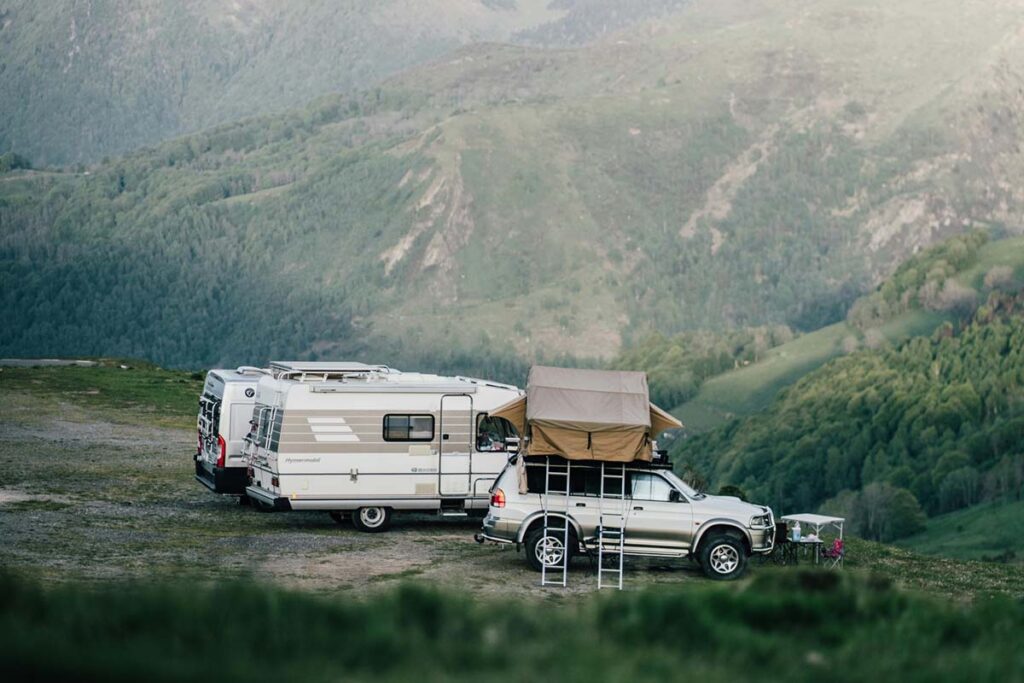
left=195, top=367, right=270, bottom=496
left=244, top=362, right=522, bottom=531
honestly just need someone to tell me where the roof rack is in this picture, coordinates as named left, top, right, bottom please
left=268, top=361, right=394, bottom=381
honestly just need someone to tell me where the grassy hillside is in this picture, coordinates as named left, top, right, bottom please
left=0, top=1, right=688, bottom=165
left=899, top=499, right=1024, bottom=564
left=671, top=234, right=1024, bottom=430
left=6, top=0, right=1024, bottom=372
left=2, top=569, right=1023, bottom=682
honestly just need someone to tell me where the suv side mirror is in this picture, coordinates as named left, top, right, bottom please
left=669, top=489, right=684, bottom=503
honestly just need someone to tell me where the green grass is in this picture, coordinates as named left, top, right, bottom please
left=2, top=567, right=1023, bottom=683
left=0, top=360, right=202, bottom=429
left=898, top=500, right=1024, bottom=564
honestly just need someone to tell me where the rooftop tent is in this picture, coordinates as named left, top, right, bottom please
left=490, top=366, right=682, bottom=462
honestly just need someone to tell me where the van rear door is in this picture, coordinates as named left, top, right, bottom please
left=198, top=393, right=222, bottom=467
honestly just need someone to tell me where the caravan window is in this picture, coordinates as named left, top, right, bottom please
left=383, top=415, right=435, bottom=442
left=475, top=414, right=518, bottom=452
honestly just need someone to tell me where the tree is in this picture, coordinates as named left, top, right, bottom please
left=854, top=482, right=927, bottom=541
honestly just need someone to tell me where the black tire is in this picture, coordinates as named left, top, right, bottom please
left=699, top=534, right=748, bottom=580
left=351, top=506, right=392, bottom=533
left=328, top=511, right=347, bottom=525
left=524, top=525, right=577, bottom=573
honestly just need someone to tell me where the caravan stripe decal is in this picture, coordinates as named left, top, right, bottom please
left=307, top=417, right=361, bottom=442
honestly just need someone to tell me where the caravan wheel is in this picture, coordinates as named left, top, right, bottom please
left=352, top=506, right=392, bottom=533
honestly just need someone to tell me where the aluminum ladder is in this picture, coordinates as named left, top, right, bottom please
left=540, top=457, right=572, bottom=587
left=597, top=462, right=627, bottom=590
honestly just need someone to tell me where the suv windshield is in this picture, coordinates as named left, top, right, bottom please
left=662, top=470, right=705, bottom=499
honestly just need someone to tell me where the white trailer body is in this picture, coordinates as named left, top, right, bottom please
left=195, top=367, right=268, bottom=495
left=244, top=364, right=521, bottom=530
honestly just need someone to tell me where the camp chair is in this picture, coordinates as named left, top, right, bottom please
left=820, top=538, right=844, bottom=569
left=760, top=522, right=793, bottom=565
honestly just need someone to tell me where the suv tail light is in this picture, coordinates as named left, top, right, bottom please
left=491, top=488, right=506, bottom=508
left=216, top=435, right=227, bottom=468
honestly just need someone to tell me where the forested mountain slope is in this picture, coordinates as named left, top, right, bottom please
left=672, top=288, right=1024, bottom=540
left=0, top=0, right=685, bottom=165
left=4, top=0, right=1024, bottom=373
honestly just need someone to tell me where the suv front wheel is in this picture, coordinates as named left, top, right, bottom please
left=699, top=534, right=748, bottom=580
left=524, top=526, right=576, bottom=572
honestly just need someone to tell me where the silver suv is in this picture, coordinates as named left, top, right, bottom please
left=476, top=456, right=775, bottom=580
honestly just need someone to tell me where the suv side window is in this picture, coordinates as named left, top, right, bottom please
left=524, top=461, right=602, bottom=496
left=569, top=467, right=602, bottom=496
left=629, top=472, right=677, bottom=502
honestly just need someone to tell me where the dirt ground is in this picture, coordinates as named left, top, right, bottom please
left=0, top=390, right=705, bottom=599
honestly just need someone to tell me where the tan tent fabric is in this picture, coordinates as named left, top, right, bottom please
left=650, top=403, right=683, bottom=434
left=525, top=366, right=651, bottom=429
left=490, top=395, right=527, bottom=436
left=490, top=366, right=683, bottom=463
left=515, top=453, right=528, bottom=495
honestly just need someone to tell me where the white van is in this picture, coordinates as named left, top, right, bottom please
left=244, top=362, right=522, bottom=531
left=195, top=367, right=269, bottom=496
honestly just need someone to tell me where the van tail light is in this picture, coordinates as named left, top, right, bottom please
left=216, top=435, right=227, bottom=468
left=491, top=488, right=506, bottom=508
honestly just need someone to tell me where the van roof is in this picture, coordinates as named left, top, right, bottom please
left=208, top=368, right=266, bottom=383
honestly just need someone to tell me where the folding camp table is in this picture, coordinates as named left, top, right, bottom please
left=780, top=514, right=845, bottom=567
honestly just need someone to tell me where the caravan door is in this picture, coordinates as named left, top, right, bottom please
left=438, top=394, right=473, bottom=496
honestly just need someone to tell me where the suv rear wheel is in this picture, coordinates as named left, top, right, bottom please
left=352, top=506, right=392, bottom=533
left=524, top=526, right=576, bottom=572
left=699, top=534, right=748, bottom=580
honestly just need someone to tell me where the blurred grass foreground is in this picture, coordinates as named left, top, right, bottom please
left=1, top=570, right=1022, bottom=682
